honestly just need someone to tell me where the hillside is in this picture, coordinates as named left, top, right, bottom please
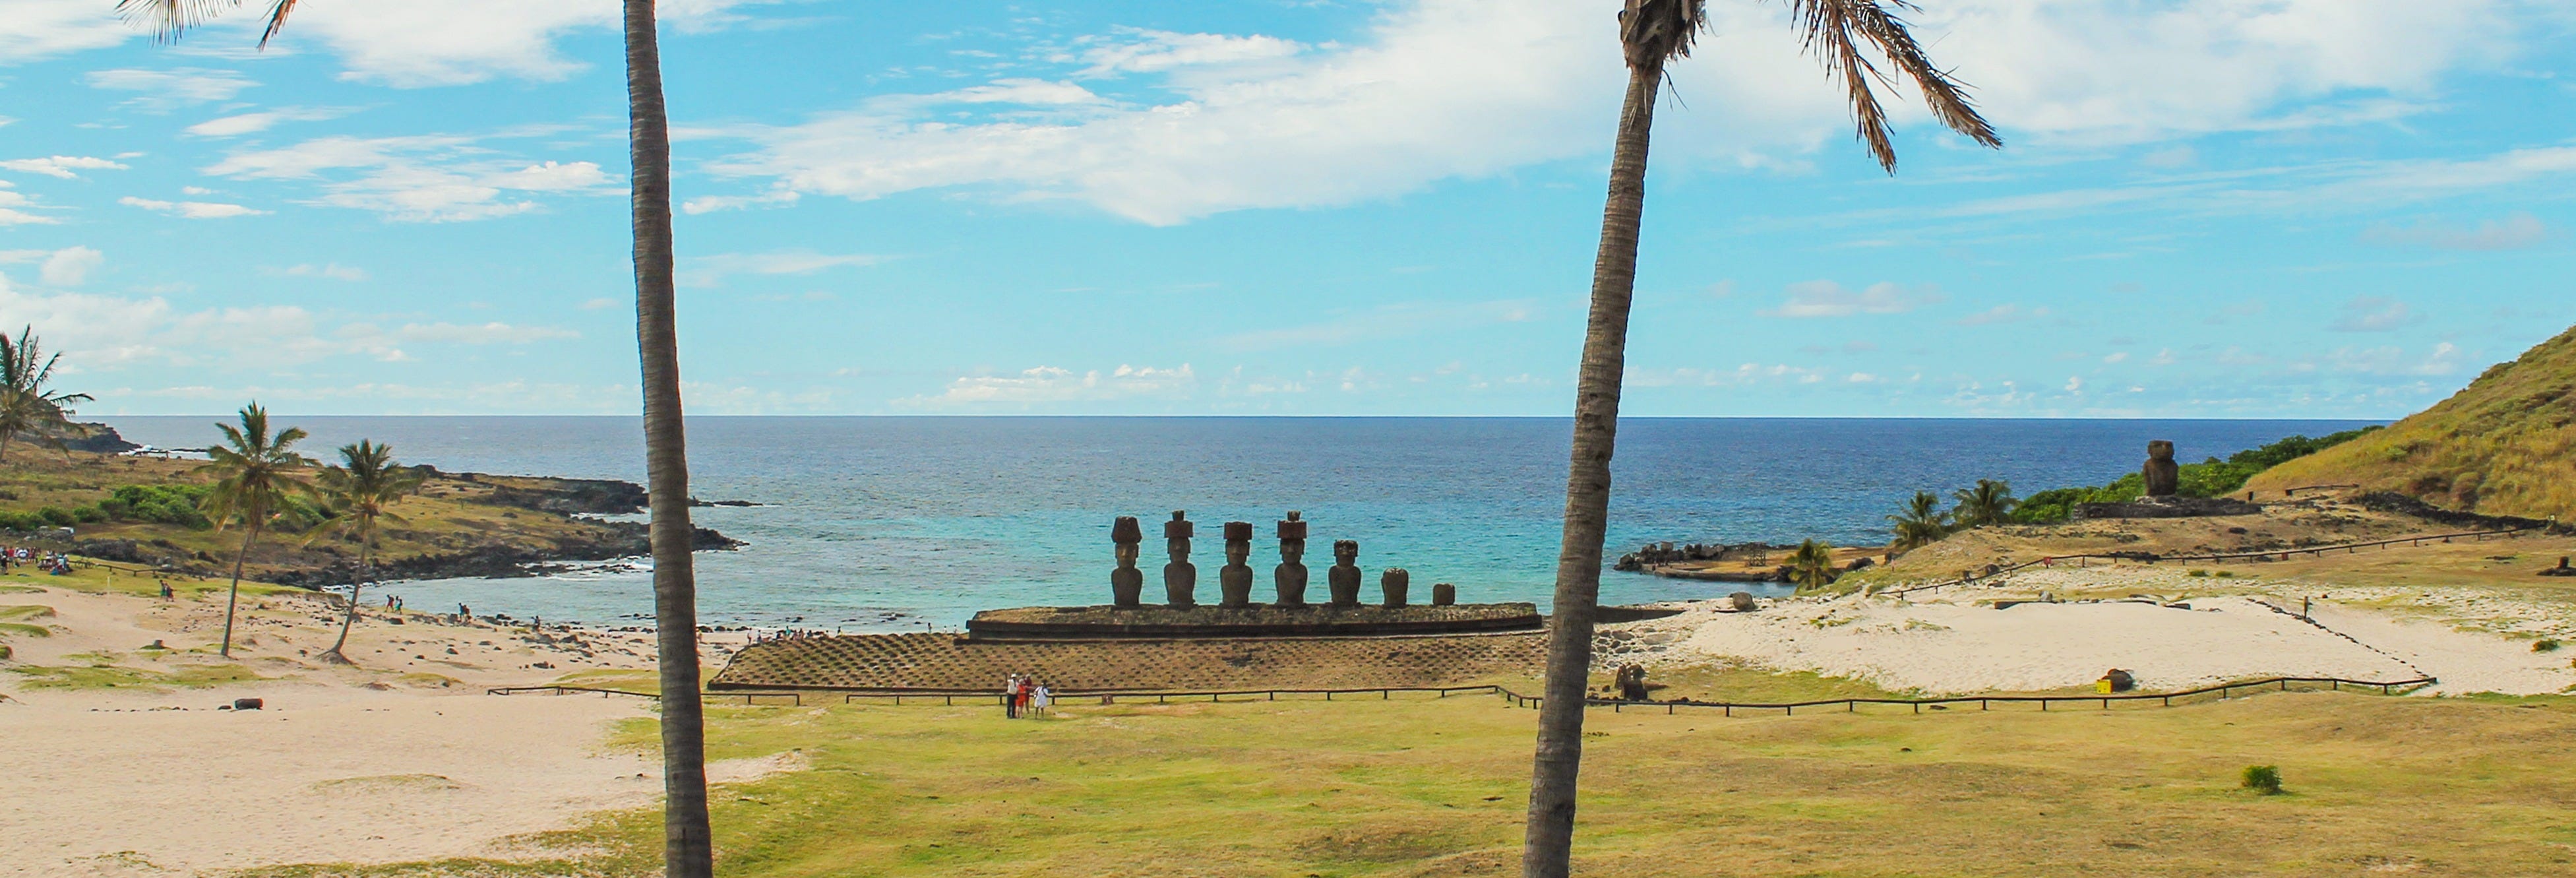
left=2249, top=324, right=2576, bottom=520
left=0, top=437, right=736, bottom=588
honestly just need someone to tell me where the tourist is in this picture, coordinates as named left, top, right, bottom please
left=1001, top=673, right=1020, bottom=718
left=158, top=579, right=173, bottom=600
left=1031, top=682, right=1051, bottom=717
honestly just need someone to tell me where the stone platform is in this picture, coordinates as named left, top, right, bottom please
left=964, top=602, right=1541, bottom=641
left=706, top=631, right=1544, bottom=693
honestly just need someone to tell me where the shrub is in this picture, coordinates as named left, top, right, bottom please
left=2241, top=765, right=2284, bottom=795
left=72, top=505, right=106, bottom=523
left=106, top=485, right=212, bottom=528
left=2533, top=639, right=2561, bottom=653
left=2188, top=569, right=2209, bottom=577
left=36, top=507, right=74, bottom=527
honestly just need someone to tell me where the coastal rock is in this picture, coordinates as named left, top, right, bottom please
left=483, top=475, right=651, bottom=516
left=264, top=521, right=739, bottom=589
left=64, top=422, right=140, bottom=455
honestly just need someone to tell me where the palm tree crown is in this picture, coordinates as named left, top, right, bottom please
left=1886, top=489, right=1952, bottom=551
left=0, top=327, right=96, bottom=462
left=1951, top=478, right=2017, bottom=528
left=1787, top=538, right=1839, bottom=591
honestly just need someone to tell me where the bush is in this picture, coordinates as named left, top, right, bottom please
left=35, top=507, right=74, bottom=527
left=106, top=485, right=212, bottom=528
left=2241, top=765, right=2284, bottom=795
left=71, top=505, right=105, bottom=524
left=2188, top=569, right=2209, bottom=577
left=2533, top=639, right=2561, bottom=653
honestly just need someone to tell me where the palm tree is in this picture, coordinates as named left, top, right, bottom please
left=124, top=4, right=718, bottom=872
left=1787, top=538, right=1838, bottom=591
left=196, top=403, right=314, bottom=658
left=1951, top=478, right=2017, bottom=528
left=308, top=441, right=422, bottom=665
left=1886, top=490, right=1951, bottom=551
left=0, top=327, right=96, bottom=462
left=1523, top=3, right=1998, bottom=875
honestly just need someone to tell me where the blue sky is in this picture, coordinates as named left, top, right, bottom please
left=3, top=0, right=2572, bottom=417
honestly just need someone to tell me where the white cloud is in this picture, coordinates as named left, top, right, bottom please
left=2358, top=212, right=2551, bottom=251
left=680, top=251, right=881, bottom=287
left=1221, top=299, right=1536, bottom=349
left=1762, top=281, right=1944, bottom=319
left=680, top=189, right=799, bottom=215
left=119, top=195, right=268, bottom=218
left=2329, top=296, right=2420, bottom=332
left=185, top=106, right=354, bottom=137
left=0, top=185, right=58, bottom=226
left=39, top=246, right=103, bottom=286
left=1955, top=304, right=2053, bottom=326
left=84, top=67, right=257, bottom=110
left=696, top=0, right=2531, bottom=225
left=266, top=0, right=782, bottom=87
left=915, top=363, right=1197, bottom=406
left=0, top=1, right=133, bottom=65
left=266, top=263, right=368, bottom=281
left=0, top=156, right=130, bottom=179
left=579, top=297, right=619, bottom=310
left=202, top=135, right=621, bottom=222
left=1072, top=28, right=1306, bottom=77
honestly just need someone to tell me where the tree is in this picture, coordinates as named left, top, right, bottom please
left=196, top=403, right=313, bottom=658
left=308, top=441, right=422, bottom=665
left=0, top=327, right=96, bottom=462
left=1523, top=3, right=1998, bottom=875
left=1787, top=538, right=1839, bottom=591
left=123, top=3, right=718, bottom=872
left=1886, top=489, right=1951, bottom=551
left=1951, top=478, right=2017, bottom=528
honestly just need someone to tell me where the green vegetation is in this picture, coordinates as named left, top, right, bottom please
left=1884, top=490, right=1951, bottom=551
left=230, top=687, right=2576, bottom=877
left=2251, top=324, right=2576, bottom=520
left=0, top=621, right=47, bottom=638
left=199, top=402, right=317, bottom=658
left=1951, top=478, right=2017, bottom=528
left=2241, top=765, right=2285, bottom=795
left=2011, top=428, right=2377, bottom=524
left=0, top=326, right=92, bottom=464
left=7, top=660, right=264, bottom=691
left=2534, top=639, right=2561, bottom=653
left=1786, top=539, right=1837, bottom=593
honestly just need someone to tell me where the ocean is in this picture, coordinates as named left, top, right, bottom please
left=100, top=416, right=2376, bottom=631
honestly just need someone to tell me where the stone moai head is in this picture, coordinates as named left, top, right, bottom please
left=1381, top=567, right=1409, bottom=606
left=1112, top=515, right=1142, bottom=565
left=1432, top=582, right=1456, bottom=606
left=1278, top=511, right=1307, bottom=561
left=1223, top=520, right=1252, bottom=563
left=1334, top=540, right=1358, bottom=565
left=1165, top=511, right=1193, bottom=561
left=2147, top=439, right=2175, bottom=462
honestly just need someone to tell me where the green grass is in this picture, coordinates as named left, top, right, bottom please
left=231, top=685, right=2576, bottom=877
left=0, top=621, right=51, bottom=638
left=0, top=604, right=55, bottom=620
left=7, top=660, right=266, bottom=691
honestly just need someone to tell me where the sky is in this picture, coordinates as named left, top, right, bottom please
left=2, top=0, right=2573, bottom=418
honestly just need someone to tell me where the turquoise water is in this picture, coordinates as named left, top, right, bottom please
left=103, top=416, right=2374, bottom=630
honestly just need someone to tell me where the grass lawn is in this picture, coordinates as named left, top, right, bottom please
left=238, top=681, right=2576, bottom=877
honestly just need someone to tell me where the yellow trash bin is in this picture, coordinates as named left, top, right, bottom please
left=2095, top=678, right=2114, bottom=695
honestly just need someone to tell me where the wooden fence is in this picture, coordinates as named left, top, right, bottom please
left=1494, top=675, right=2438, bottom=716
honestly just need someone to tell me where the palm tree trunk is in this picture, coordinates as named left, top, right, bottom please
left=623, top=1, right=714, bottom=874
left=323, top=543, right=369, bottom=663
left=1521, top=58, right=1663, bottom=878
left=218, top=517, right=264, bottom=658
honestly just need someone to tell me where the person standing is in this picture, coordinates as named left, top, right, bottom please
left=1031, top=682, right=1051, bottom=718
left=1002, top=673, right=1020, bottom=718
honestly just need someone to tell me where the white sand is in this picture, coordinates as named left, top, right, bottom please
left=1608, top=571, right=2576, bottom=697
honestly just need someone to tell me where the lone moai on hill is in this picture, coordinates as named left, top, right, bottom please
left=1432, top=582, right=1456, bottom=606
left=1110, top=515, right=1144, bottom=608
left=1163, top=511, right=1197, bottom=608
left=1328, top=540, right=1363, bottom=606
left=1219, top=520, right=1255, bottom=608
left=1381, top=567, right=1410, bottom=607
left=1274, top=511, right=1309, bottom=607
left=2143, top=440, right=2180, bottom=497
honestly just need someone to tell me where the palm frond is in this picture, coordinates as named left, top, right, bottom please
left=1618, top=0, right=1708, bottom=69
left=117, top=0, right=299, bottom=47
left=1785, top=0, right=2001, bottom=172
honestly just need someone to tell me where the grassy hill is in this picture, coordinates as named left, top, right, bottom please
left=0, top=442, right=719, bottom=586
left=2249, top=324, right=2576, bottom=521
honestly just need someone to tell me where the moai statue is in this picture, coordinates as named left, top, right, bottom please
left=1219, top=521, right=1255, bottom=608
left=2143, top=440, right=2180, bottom=497
left=1274, top=511, right=1309, bottom=608
left=1432, top=582, right=1456, bottom=606
left=1163, top=511, right=1197, bottom=608
left=1381, top=567, right=1410, bottom=608
left=1109, top=516, right=1144, bottom=608
left=1328, top=540, right=1363, bottom=606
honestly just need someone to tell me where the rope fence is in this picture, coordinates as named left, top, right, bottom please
left=1494, top=675, right=2438, bottom=716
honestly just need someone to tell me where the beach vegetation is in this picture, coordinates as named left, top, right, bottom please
left=196, top=403, right=317, bottom=658
left=2010, top=427, right=2377, bottom=524
left=2533, top=639, right=2561, bottom=653
left=0, top=621, right=51, bottom=638
left=0, top=327, right=94, bottom=464
left=308, top=439, right=424, bottom=665
left=1951, top=479, right=2017, bottom=528
left=1884, top=490, right=1951, bottom=551
left=2240, top=765, right=2284, bottom=795
left=1787, top=539, right=1839, bottom=592
left=1521, top=6, right=2000, bottom=869
left=7, top=660, right=264, bottom=691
